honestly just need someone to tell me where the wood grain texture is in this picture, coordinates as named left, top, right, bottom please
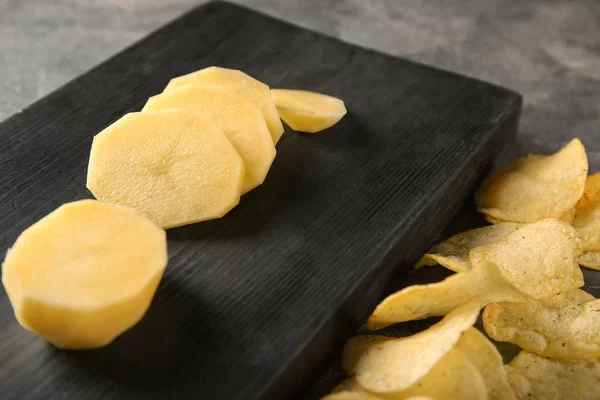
left=0, top=2, right=521, bottom=399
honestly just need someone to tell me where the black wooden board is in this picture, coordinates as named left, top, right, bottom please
left=0, top=2, right=521, bottom=399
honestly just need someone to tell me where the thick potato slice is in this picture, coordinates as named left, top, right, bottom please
left=345, top=302, right=479, bottom=393
left=475, top=138, right=588, bottom=223
left=143, top=85, right=275, bottom=193
left=483, top=289, right=600, bottom=360
left=506, top=351, right=600, bottom=400
left=87, top=110, right=245, bottom=228
left=368, top=219, right=583, bottom=329
left=164, top=66, right=284, bottom=144
left=414, top=223, right=522, bottom=273
left=271, top=89, right=347, bottom=133
left=1, top=200, right=167, bottom=349
left=456, top=328, right=517, bottom=400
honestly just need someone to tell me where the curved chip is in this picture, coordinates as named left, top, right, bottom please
left=579, top=252, right=600, bottom=270
left=414, top=223, right=522, bottom=273
left=483, top=289, right=600, bottom=360
left=475, top=138, right=588, bottom=223
left=573, top=172, right=600, bottom=254
left=505, top=351, right=600, bottom=400
left=351, top=302, right=479, bottom=392
left=322, top=391, right=382, bottom=400
left=456, top=328, right=517, bottom=400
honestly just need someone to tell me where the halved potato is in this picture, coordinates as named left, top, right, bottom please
left=164, top=66, right=284, bottom=144
left=271, top=89, right=347, bottom=133
left=143, top=85, right=275, bottom=193
left=87, top=109, right=244, bottom=228
left=1, top=200, right=167, bottom=349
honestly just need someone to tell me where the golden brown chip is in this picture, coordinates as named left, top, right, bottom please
left=349, top=302, right=479, bottom=392
left=573, top=172, right=600, bottom=254
left=475, top=138, right=588, bottom=223
left=414, top=223, right=522, bottom=273
left=579, top=252, right=600, bottom=270
left=456, top=328, right=517, bottom=400
left=505, top=351, right=600, bottom=400
left=322, top=391, right=382, bottom=400
left=369, top=219, right=582, bottom=329
left=483, top=289, right=600, bottom=360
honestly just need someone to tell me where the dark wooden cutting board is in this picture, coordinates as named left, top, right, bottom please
left=0, top=2, right=521, bottom=399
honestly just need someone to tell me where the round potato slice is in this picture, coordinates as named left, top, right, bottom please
left=456, top=328, right=517, bottom=400
left=349, top=301, right=479, bottom=393
left=143, top=85, right=276, bottom=193
left=475, top=138, right=588, bottom=223
left=164, top=66, right=284, bottom=144
left=271, top=89, right=347, bottom=133
left=414, top=223, right=522, bottom=273
left=506, top=351, right=600, bottom=400
left=87, top=110, right=245, bottom=228
left=483, top=289, right=600, bottom=360
left=1, top=200, right=167, bottom=349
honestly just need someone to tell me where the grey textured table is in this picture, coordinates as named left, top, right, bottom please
left=1, top=0, right=600, bottom=397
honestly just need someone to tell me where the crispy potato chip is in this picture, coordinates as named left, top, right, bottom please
left=573, top=172, right=600, bottom=254
left=342, top=336, right=390, bottom=375
left=578, top=252, right=600, bottom=270
left=456, top=328, right=517, bottom=400
left=475, top=138, right=588, bottom=223
left=505, top=351, right=600, bottom=400
left=334, top=349, right=486, bottom=399
left=483, top=289, right=600, bottom=360
left=487, top=208, right=576, bottom=225
left=369, top=220, right=581, bottom=329
left=349, top=302, right=479, bottom=392
left=414, top=223, right=522, bottom=273
left=322, top=391, right=382, bottom=400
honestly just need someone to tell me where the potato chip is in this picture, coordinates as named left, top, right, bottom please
left=455, top=328, right=516, bottom=400
left=335, top=349, right=486, bottom=400
left=349, top=302, right=479, bottom=392
left=475, top=138, right=588, bottom=223
left=505, top=351, right=600, bottom=400
left=413, top=223, right=522, bottom=273
left=483, top=289, right=600, bottom=360
left=578, top=252, right=600, bottom=270
left=573, top=172, right=600, bottom=254
left=486, top=208, right=575, bottom=224
left=369, top=219, right=582, bottom=329
left=322, top=391, right=382, bottom=400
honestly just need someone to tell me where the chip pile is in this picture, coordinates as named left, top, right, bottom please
left=323, top=138, right=600, bottom=400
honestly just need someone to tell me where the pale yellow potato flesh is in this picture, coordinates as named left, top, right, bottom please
left=271, top=89, right=347, bottom=133
left=1, top=200, right=167, bottom=349
left=164, top=66, right=284, bottom=144
left=87, top=110, right=245, bottom=228
left=143, top=85, right=275, bottom=193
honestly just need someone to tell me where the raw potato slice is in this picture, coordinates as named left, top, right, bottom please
left=334, top=349, right=486, bottom=400
left=456, top=328, right=517, bottom=400
left=1, top=200, right=167, bottom=349
left=483, top=289, right=600, bottom=360
left=164, top=66, right=284, bottom=144
left=475, top=138, right=588, bottom=223
left=143, top=85, right=275, bottom=193
left=347, top=302, right=479, bottom=392
left=573, top=172, right=600, bottom=253
left=87, top=110, right=245, bottom=228
left=505, top=351, right=600, bottom=400
left=413, top=223, right=522, bottom=273
left=368, top=219, right=583, bottom=329
left=271, top=89, right=347, bottom=133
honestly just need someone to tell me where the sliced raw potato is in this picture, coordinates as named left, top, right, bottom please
left=579, top=252, right=600, bottom=270
left=456, top=328, right=517, bottom=400
left=164, top=66, right=284, bottom=144
left=368, top=219, right=583, bottom=329
left=1, top=200, right=167, bottom=349
left=87, top=110, right=245, bottom=228
left=143, top=85, right=275, bottom=193
left=573, top=172, right=600, bottom=253
left=414, top=223, right=522, bottom=272
left=483, top=289, right=600, bottom=360
left=475, top=138, right=588, bottom=223
left=334, top=349, right=486, bottom=400
left=505, top=351, right=600, bottom=400
left=346, top=302, right=479, bottom=392
left=271, top=89, right=347, bottom=133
